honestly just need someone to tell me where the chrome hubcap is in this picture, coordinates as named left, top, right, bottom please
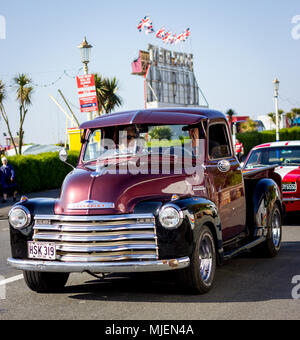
left=199, top=235, right=213, bottom=282
left=272, top=210, right=281, bottom=248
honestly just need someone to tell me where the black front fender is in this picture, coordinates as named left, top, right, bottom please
left=135, top=198, right=223, bottom=262
left=9, top=199, right=57, bottom=259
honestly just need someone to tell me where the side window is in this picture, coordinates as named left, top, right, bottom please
left=208, top=123, right=232, bottom=159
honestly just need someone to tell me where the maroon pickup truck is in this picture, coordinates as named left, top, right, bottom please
left=7, top=108, right=283, bottom=294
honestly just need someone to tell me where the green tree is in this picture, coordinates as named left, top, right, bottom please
left=13, top=74, right=34, bottom=155
left=286, top=111, right=297, bottom=127
left=225, top=109, right=236, bottom=133
left=149, top=127, right=173, bottom=140
left=268, top=110, right=284, bottom=126
left=104, top=77, right=123, bottom=114
left=0, top=80, right=18, bottom=154
left=94, top=73, right=107, bottom=115
left=94, top=74, right=122, bottom=115
left=240, top=118, right=258, bottom=133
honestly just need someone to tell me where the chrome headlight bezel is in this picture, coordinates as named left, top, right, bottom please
left=159, top=204, right=184, bottom=230
left=8, top=206, right=32, bottom=230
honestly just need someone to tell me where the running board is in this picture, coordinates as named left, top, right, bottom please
left=224, top=237, right=266, bottom=260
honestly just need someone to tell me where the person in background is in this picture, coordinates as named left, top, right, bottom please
left=0, top=157, right=17, bottom=203
left=235, top=139, right=244, bottom=163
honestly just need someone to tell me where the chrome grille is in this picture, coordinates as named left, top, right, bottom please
left=33, top=214, right=158, bottom=263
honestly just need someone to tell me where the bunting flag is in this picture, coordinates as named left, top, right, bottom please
left=162, top=31, right=172, bottom=43
left=137, top=16, right=153, bottom=33
left=145, top=24, right=155, bottom=35
left=155, top=27, right=165, bottom=39
left=137, top=16, right=191, bottom=44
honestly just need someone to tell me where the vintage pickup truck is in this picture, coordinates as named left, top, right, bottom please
left=7, top=108, right=283, bottom=294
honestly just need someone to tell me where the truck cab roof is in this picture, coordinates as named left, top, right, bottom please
left=80, top=108, right=226, bottom=130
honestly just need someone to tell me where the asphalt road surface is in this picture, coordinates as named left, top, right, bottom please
left=0, top=191, right=299, bottom=320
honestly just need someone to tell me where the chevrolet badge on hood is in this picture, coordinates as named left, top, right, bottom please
left=68, top=200, right=115, bottom=210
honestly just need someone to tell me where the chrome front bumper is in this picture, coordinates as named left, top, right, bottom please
left=283, top=198, right=300, bottom=202
left=7, top=257, right=190, bottom=273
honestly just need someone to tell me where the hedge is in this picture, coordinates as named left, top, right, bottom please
left=4, top=151, right=80, bottom=194
left=237, top=127, right=300, bottom=156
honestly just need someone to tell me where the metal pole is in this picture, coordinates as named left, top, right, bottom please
left=49, top=95, right=73, bottom=122
left=83, top=62, right=93, bottom=121
left=83, top=62, right=89, bottom=76
left=274, top=87, right=280, bottom=142
left=58, top=90, right=80, bottom=128
left=65, top=117, right=68, bottom=149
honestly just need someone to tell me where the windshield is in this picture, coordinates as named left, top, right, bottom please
left=83, top=124, right=200, bottom=162
left=245, top=146, right=300, bottom=169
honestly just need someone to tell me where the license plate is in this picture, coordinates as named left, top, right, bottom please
left=282, top=183, right=297, bottom=192
left=28, top=242, right=56, bottom=260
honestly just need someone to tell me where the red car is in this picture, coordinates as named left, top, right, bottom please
left=244, top=141, right=300, bottom=213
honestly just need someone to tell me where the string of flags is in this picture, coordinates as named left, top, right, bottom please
left=5, top=68, right=83, bottom=88
left=137, top=16, right=191, bottom=44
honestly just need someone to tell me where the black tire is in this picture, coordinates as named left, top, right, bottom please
left=255, top=203, right=282, bottom=257
left=23, top=271, right=69, bottom=293
left=178, top=225, right=217, bottom=294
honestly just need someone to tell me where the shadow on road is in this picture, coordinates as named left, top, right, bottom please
left=65, top=241, right=300, bottom=304
left=284, top=213, right=300, bottom=226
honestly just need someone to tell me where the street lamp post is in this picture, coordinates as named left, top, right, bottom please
left=78, top=37, right=93, bottom=75
left=78, top=37, right=93, bottom=121
left=273, top=78, right=280, bottom=142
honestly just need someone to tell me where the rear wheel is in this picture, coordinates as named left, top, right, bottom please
left=23, top=271, right=69, bottom=293
left=255, top=204, right=282, bottom=257
left=178, top=226, right=216, bottom=294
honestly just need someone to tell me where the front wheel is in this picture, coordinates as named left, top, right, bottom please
left=23, top=271, right=69, bottom=293
left=178, top=225, right=217, bottom=294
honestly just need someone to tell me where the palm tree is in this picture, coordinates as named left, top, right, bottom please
left=94, top=73, right=107, bottom=116
left=268, top=110, right=284, bottom=129
left=240, top=118, right=258, bottom=133
left=225, top=109, right=236, bottom=133
left=286, top=111, right=297, bottom=127
left=103, top=77, right=122, bottom=114
left=94, top=74, right=122, bottom=116
left=13, top=74, right=34, bottom=154
left=0, top=80, right=18, bottom=154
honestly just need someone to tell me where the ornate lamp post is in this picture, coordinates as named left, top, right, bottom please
left=273, top=78, right=280, bottom=142
left=78, top=37, right=93, bottom=75
left=78, top=37, right=93, bottom=121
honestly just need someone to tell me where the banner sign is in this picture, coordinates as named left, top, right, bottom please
left=77, top=74, right=98, bottom=113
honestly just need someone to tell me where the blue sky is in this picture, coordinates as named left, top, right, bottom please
left=0, top=0, right=300, bottom=145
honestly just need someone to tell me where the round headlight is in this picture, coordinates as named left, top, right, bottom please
left=159, top=205, right=183, bottom=230
left=9, top=207, right=31, bottom=230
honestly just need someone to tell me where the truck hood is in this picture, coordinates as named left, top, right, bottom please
left=55, top=167, right=202, bottom=215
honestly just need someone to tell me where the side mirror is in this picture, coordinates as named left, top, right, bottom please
left=59, top=149, right=75, bottom=170
left=59, top=149, right=68, bottom=163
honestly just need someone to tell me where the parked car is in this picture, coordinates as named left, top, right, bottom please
left=8, top=108, right=283, bottom=295
left=244, top=141, right=300, bottom=213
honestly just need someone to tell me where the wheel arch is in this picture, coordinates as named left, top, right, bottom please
left=253, top=178, right=283, bottom=234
